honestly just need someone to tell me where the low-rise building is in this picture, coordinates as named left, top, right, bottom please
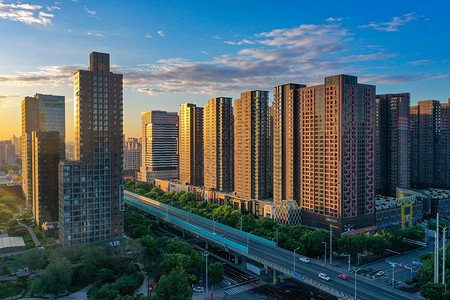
left=375, top=189, right=423, bottom=229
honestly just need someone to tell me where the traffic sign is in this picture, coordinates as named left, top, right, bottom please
left=295, top=274, right=302, bottom=280
left=412, top=261, right=421, bottom=265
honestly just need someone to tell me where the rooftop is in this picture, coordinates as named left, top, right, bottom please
left=0, top=236, right=26, bottom=249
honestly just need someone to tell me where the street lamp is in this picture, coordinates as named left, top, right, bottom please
left=388, top=262, right=397, bottom=288
left=354, top=268, right=361, bottom=300
left=247, top=230, right=253, bottom=248
left=203, top=252, right=209, bottom=299
left=273, top=227, right=279, bottom=247
left=357, top=253, right=362, bottom=265
left=294, top=247, right=301, bottom=274
left=343, top=254, right=351, bottom=271
left=321, top=242, right=327, bottom=265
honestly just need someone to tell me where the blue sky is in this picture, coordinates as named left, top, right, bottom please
left=0, top=0, right=449, bottom=140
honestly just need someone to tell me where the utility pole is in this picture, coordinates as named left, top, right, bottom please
left=329, top=224, right=333, bottom=265
left=435, top=213, right=439, bottom=283
left=294, top=247, right=300, bottom=274
left=322, top=242, right=327, bottom=265
left=343, top=254, right=350, bottom=271
left=204, top=252, right=209, bottom=299
left=389, top=262, right=396, bottom=288
left=443, top=226, right=446, bottom=287
left=354, top=268, right=361, bottom=300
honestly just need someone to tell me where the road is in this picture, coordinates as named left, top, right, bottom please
left=125, top=191, right=418, bottom=300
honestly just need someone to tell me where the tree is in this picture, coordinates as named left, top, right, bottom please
left=113, top=273, right=144, bottom=296
left=208, top=262, right=224, bottom=284
left=300, top=230, right=330, bottom=258
left=31, top=257, right=73, bottom=295
left=19, top=248, right=47, bottom=272
left=366, top=234, right=388, bottom=257
left=160, top=253, right=195, bottom=280
left=141, top=235, right=158, bottom=257
left=421, top=282, right=444, bottom=300
left=151, top=268, right=192, bottom=300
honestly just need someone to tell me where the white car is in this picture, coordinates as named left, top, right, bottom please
left=299, top=257, right=310, bottom=263
left=319, top=273, right=331, bottom=281
left=193, top=286, right=205, bottom=292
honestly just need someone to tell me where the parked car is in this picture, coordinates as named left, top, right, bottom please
left=319, top=273, right=331, bottom=281
left=193, top=286, right=205, bottom=292
left=299, top=257, right=310, bottom=263
left=338, top=274, right=349, bottom=280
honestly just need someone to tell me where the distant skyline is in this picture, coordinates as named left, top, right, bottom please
left=1, top=0, right=450, bottom=141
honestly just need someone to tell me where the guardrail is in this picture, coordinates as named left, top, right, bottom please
left=125, top=196, right=248, bottom=254
left=124, top=191, right=276, bottom=247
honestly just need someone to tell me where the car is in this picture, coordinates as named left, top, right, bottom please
left=338, top=274, right=349, bottom=280
left=372, top=271, right=385, bottom=278
left=223, top=279, right=232, bottom=286
left=299, top=257, right=310, bottom=263
left=318, top=273, right=331, bottom=281
left=193, top=286, right=205, bottom=292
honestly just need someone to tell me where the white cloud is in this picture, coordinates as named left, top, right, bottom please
left=87, top=32, right=104, bottom=37
left=145, top=34, right=152, bottom=38
left=0, top=1, right=55, bottom=25
left=201, top=50, right=208, bottom=55
left=408, top=59, right=432, bottom=66
left=157, top=30, right=165, bottom=37
left=0, top=65, right=83, bottom=86
left=0, top=95, right=20, bottom=108
left=84, top=6, right=96, bottom=15
left=224, top=39, right=254, bottom=45
left=360, top=13, right=417, bottom=32
left=326, top=17, right=342, bottom=22
left=46, top=6, right=60, bottom=11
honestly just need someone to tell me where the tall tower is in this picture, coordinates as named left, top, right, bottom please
left=179, top=103, right=203, bottom=186
left=203, top=97, right=234, bottom=192
left=410, top=99, right=450, bottom=189
left=21, top=94, right=65, bottom=207
left=298, top=75, right=375, bottom=233
left=273, top=83, right=306, bottom=205
left=138, top=111, right=179, bottom=183
left=234, top=90, right=270, bottom=200
left=59, top=52, right=124, bottom=246
left=375, top=93, right=410, bottom=196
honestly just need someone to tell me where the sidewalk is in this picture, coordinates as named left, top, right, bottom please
left=18, top=222, right=40, bottom=247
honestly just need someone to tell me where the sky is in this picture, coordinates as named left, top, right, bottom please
left=0, top=0, right=449, bottom=141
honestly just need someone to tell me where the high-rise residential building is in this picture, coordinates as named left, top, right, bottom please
left=31, top=131, right=60, bottom=228
left=59, top=52, right=124, bottom=246
left=0, top=140, right=14, bottom=165
left=179, top=103, right=203, bottom=186
left=375, top=93, right=410, bottom=196
left=234, top=90, right=270, bottom=200
left=410, top=99, right=450, bottom=189
left=12, top=134, right=20, bottom=155
left=203, top=97, right=234, bottom=192
left=298, top=75, right=375, bottom=233
left=124, top=137, right=141, bottom=177
left=138, top=111, right=179, bottom=183
left=21, top=94, right=65, bottom=207
left=273, top=83, right=306, bottom=205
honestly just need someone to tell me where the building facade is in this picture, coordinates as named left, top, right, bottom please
left=298, top=75, right=376, bottom=234
left=375, top=93, right=410, bottom=196
left=203, top=97, right=234, bottom=192
left=59, top=52, right=124, bottom=246
left=31, top=131, right=60, bottom=228
left=234, top=90, right=271, bottom=200
left=410, top=100, right=450, bottom=189
left=179, top=103, right=203, bottom=186
left=273, top=83, right=306, bottom=205
left=0, top=140, right=15, bottom=165
left=21, top=94, right=65, bottom=207
left=138, top=111, right=178, bottom=183
left=124, top=137, right=141, bottom=177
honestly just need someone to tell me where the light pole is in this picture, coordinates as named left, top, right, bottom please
left=443, top=226, right=447, bottom=288
left=273, top=227, right=279, bottom=247
left=294, top=247, right=300, bottom=274
left=329, top=224, right=333, bottom=265
left=357, top=253, right=362, bottom=265
left=354, top=268, right=361, bottom=300
left=203, top=252, right=209, bottom=299
left=389, top=262, right=396, bottom=288
left=321, top=242, right=327, bottom=265
left=343, top=254, right=351, bottom=271
left=247, top=230, right=253, bottom=248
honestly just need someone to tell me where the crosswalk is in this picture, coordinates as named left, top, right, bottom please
left=223, top=278, right=267, bottom=295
